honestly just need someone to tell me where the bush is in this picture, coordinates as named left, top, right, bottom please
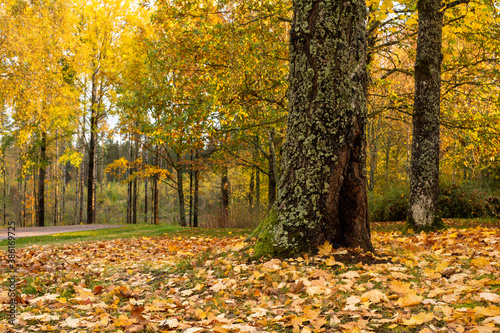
left=369, top=186, right=409, bottom=222
left=369, top=182, right=500, bottom=222
left=439, top=182, right=500, bottom=219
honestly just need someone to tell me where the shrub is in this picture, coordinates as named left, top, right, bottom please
left=439, top=182, right=500, bottom=219
left=369, top=186, right=408, bottom=222
left=369, top=182, right=500, bottom=222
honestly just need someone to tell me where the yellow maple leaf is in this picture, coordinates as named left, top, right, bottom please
left=361, top=289, right=389, bottom=304
left=231, top=241, right=247, bottom=251
left=195, top=308, right=207, bottom=320
left=317, top=241, right=333, bottom=256
left=389, top=280, right=412, bottom=295
left=402, top=312, right=434, bottom=325
left=325, top=256, right=344, bottom=268
left=471, top=257, right=490, bottom=268
left=397, top=292, right=423, bottom=307
left=475, top=306, right=500, bottom=317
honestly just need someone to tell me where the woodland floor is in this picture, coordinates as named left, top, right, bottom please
left=1, top=219, right=500, bottom=333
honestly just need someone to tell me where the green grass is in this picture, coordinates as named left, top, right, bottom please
left=0, top=224, right=251, bottom=250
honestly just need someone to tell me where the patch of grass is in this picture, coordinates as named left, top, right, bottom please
left=0, top=224, right=251, bottom=250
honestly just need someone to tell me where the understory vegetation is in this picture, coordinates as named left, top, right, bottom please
left=370, top=181, right=500, bottom=222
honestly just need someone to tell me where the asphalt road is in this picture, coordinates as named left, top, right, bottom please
left=0, top=224, right=122, bottom=241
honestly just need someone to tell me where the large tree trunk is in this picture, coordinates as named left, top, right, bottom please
left=37, top=132, right=47, bottom=227
left=407, top=0, right=444, bottom=231
left=254, top=0, right=373, bottom=256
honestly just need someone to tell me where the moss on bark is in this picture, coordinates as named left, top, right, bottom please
left=252, top=0, right=373, bottom=258
left=407, top=0, right=444, bottom=232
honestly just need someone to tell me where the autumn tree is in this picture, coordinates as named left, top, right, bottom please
left=1, top=0, right=79, bottom=227
left=407, top=0, right=473, bottom=231
left=253, top=0, right=373, bottom=257
left=77, top=0, right=129, bottom=224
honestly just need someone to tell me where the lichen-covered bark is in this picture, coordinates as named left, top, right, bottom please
left=254, top=0, right=373, bottom=257
left=407, top=0, right=444, bottom=231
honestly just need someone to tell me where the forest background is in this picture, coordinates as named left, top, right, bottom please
left=0, top=0, right=499, bottom=229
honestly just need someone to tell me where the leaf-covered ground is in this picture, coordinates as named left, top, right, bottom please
left=1, top=222, right=500, bottom=333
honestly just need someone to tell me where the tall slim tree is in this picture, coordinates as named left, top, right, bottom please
left=407, top=0, right=444, bottom=230
left=254, top=0, right=373, bottom=257
left=407, top=0, right=469, bottom=231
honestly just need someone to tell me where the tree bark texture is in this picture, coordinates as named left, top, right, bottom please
left=254, top=0, right=373, bottom=256
left=407, top=0, right=444, bottom=230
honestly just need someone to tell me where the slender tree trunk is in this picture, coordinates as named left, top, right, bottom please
left=62, top=162, right=66, bottom=225
left=193, top=150, right=199, bottom=228
left=22, top=178, right=26, bottom=227
left=75, top=166, right=79, bottom=225
left=87, top=80, right=98, bottom=224
left=249, top=167, right=254, bottom=211
left=407, top=0, right=444, bottom=230
left=144, top=177, right=148, bottom=224
left=32, top=167, right=36, bottom=227
left=221, top=167, right=230, bottom=227
left=127, top=136, right=132, bottom=224
left=143, top=140, right=148, bottom=224
left=384, top=133, right=391, bottom=184
left=132, top=136, right=138, bottom=225
left=153, top=144, right=159, bottom=225
left=176, top=163, right=186, bottom=227
left=100, top=141, right=104, bottom=194
left=189, top=150, right=194, bottom=227
left=368, top=119, right=378, bottom=192
left=54, top=134, right=59, bottom=226
left=37, top=132, right=47, bottom=227
left=2, top=157, right=6, bottom=226
left=256, top=168, right=261, bottom=220
left=268, top=129, right=278, bottom=210
left=254, top=0, right=373, bottom=256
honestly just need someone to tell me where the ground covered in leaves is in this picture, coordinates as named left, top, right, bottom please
left=1, top=222, right=500, bottom=333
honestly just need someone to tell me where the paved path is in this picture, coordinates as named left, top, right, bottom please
left=0, top=224, right=122, bottom=241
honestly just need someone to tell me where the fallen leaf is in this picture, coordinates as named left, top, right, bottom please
left=317, top=241, right=333, bottom=256
left=402, top=312, right=434, bottom=325
left=397, top=292, right=423, bottom=307
left=361, top=289, right=389, bottom=304
left=480, top=293, right=500, bottom=303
